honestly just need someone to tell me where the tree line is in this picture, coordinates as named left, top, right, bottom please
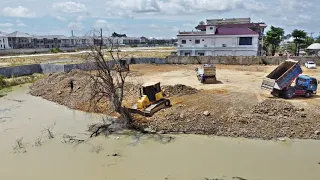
left=264, top=26, right=320, bottom=56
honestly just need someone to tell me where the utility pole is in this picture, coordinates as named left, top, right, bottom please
left=310, top=32, right=314, bottom=38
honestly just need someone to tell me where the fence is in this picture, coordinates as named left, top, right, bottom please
left=1, top=56, right=320, bottom=78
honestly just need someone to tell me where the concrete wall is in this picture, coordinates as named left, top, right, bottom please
left=0, top=64, right=42, bottom=78
left=166, top=56, right=320, bottom=65
left=1, top=56, right=320, bottom=78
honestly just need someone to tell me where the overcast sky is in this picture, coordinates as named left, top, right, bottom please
left=0, top=0, right=319, bottom=38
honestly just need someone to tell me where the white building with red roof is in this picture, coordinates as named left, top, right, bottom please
left=177, top=18, right=267, bottom=56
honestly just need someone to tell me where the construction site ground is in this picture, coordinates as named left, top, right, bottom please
left=30, top=64, right=320, bottom=140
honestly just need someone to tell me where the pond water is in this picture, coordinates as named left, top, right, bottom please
left=0, top=85, right=320, bottom=180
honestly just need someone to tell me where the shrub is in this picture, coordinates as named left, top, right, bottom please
left=50, top=48, right=62, bottom=53
left=0, top=75, right=6, bottom=89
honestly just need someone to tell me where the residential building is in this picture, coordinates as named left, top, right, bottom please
left=32, top=35, right=71, bottom=48
left=7, top=31, right=33, bottom=49
left=0, top=32, right=9, bottom=49
left=177, top=18, right=267, bottom=56
left=123, top=37, right=140, bottom=45
left=195, top=18, right=267, bottom=56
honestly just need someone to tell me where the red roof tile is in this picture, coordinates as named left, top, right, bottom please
left=215, top=27, right=258, bottom=35
left=195, top=23, right=267, bottom=30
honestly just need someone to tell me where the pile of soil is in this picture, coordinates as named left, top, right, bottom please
left=162, top=84, right=199, bottom=97
left=30, top=70, right=138, bottom=114
left=134, top=96, right=320, bottom=140
left=252, top=99, right=302, bottom=118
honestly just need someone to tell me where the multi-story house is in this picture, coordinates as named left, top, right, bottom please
left=194, top=18, right=267, bottom=56
left=177, top=25, right=260, bottom=56
left=32, top=35, right=71, bottom=48
left=7, top=31, right=33, bottom=49
left=0, top=32, right=9, bottom=49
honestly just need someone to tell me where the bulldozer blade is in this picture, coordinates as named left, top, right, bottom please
left=129, top=99, right=171, bottom=117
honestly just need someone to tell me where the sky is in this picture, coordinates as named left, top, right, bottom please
left=0, top=0, right=319, bottom=38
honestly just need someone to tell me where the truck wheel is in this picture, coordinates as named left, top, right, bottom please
left=305, top=92, right=312, bottom=98
left=284, top=88, right=294, bottom=99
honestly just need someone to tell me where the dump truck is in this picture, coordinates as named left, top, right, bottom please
left=129, top=82, right=171, bottom=117
left=195, top=64, right=217, bottom=84
left=261, top=59, right=318, bottom=99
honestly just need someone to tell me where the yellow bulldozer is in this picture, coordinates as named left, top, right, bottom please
left=129, top=82, right=171, bottom=117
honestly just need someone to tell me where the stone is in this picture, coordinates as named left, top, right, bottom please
left=57, top=91, right=62, bottom=95
left=301, top=114, right=307, bottom=118
left=179, top=113, right=185, bottom=119
left=157, top=130, right=165, bottom=134
left=144, top=128, right=156, bottom=133
left=315, top=130, right=320, bottom=135
left=277, top=137, right=286, bottom=142
left=203, top=111, right=210, bottom=116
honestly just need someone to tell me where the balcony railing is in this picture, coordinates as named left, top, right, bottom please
left=178, top=31, right=206, bottom=35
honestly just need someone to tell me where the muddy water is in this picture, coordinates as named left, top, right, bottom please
left=1, top=85, right=320, bottom=180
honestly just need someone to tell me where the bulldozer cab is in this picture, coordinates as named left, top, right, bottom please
left=141, top=82, right=161, bottom=102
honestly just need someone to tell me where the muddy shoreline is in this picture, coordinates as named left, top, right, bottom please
left=29, top=68, right=320, bottom=140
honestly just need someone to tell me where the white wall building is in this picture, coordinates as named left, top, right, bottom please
left=177, top=25, right=259, bottom=56
left=0, top=32, right=9, bottom=49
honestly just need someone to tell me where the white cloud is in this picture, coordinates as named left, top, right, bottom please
left=76, top=16, right=86, bottom=21
left=0, top=23, right=14, bottom=28
left=56, top=16, right=68, bottom=21
left=53, top=1, right=87, bottom=14
left=2, top=6, right=36, bottom=18
left=94, top=19, right=110, bottom=30
left=68, top=22, right=84, bottom=30
left=280, top=0, right=312, bottom=11
left=104, top=0, right=267, bottom=17
left=16, top=19, right=27, bottom=27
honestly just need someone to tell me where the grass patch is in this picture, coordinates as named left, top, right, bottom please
left=0, top=86, right=12, bottom=98
left=1, top=54, right=86, bottom=67
left=0, top=73, right=45, bottom=98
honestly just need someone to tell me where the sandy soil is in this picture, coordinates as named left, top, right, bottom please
left=29, top=64, right=320, bottom=140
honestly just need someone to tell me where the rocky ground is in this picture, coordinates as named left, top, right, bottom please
left=29, top=66, right=320, bottom=140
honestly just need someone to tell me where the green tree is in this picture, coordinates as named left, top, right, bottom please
left=315, top=37, right=320, bottom=43
left=291, top=29, right=307, bottom=56
left=265, top=26, right=285, bottom=56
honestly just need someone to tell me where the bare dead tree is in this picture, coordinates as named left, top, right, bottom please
left=85, top=29, right=132, bottom=123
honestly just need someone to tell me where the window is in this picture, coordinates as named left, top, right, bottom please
left=222, top=44, right=227, bottom=47
left=239, top=37, right=253, bottom=45
left=182, top=40, right=186, bottom=44
left=198, top=53, right=205, bottom=56
left=202, top=39, right=204, bottom=41
left=210, top=27, right=213, bottom=30
left=195, top=40, right=200, bottom=44
left=185, top=52, right=191, bottom=56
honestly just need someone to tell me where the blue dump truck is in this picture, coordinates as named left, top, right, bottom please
left=261, top=59, right=318, bottom=99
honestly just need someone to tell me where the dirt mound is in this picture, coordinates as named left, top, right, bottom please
left=162, top=84, right=199, bottom=97
left=30, top=70, right=140, bottom=114
left=252, top=99, right=301, bottom=118
left=30, top=70, right=101, bottom=112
